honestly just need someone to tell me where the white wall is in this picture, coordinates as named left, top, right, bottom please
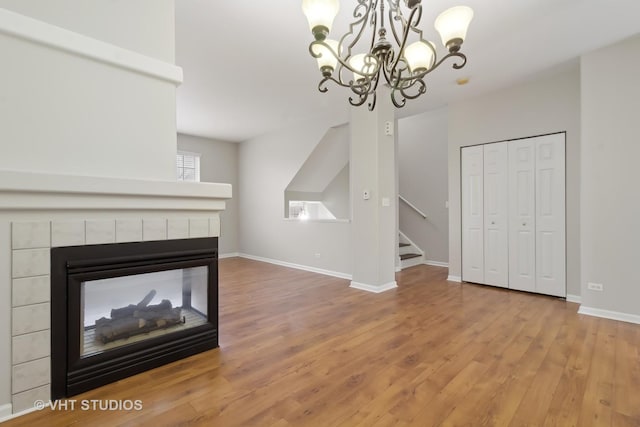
left=448, top=63, right=581, bottom=297
left=238, top=116, right=351, bottom=276
left=178, top=134, right=238, bottom=255
left=0, top=4, right=179, bottom=181
left=580, top=34, right=640, bottom=316
left=0, top=0, right=175, bottom=62
left=398, top=108, right=449, bottom=264
left=0, top=1, right=177, bottom=410
left=322, top=165, right=350, bottom=220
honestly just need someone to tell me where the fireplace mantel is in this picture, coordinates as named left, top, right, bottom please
left=0, top=170, right=231, bottom=212
left=0, top=168, right=231, bottom=416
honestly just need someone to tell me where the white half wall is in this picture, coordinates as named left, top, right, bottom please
left=0, top=0, right=175, bottom=62
left=0, top=7, right=179, bottom=182
left=178, top=133, right=238, bottom=255
left=398, top=107, right=449, bottom=264
left=580, top=34, right=640, bottom=317
left=447, top=63, right=581, bottom=297
left=238, top=117, right=351, bottom=276
left=0, top=1, right=179, bottom=411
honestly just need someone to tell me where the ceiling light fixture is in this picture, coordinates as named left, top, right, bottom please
left=302, top=0, right=473, bottom=110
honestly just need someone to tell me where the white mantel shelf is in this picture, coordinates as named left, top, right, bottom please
left=0, top=170, right=231, bottom=212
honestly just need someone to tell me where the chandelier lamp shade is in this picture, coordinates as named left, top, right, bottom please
left=302, top=0, right=473, bottom=110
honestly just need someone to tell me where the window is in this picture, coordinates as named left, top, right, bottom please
left=177, top=152, right=200, bottom=182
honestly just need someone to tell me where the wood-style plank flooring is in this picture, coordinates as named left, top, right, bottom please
left=4, top=258, right=640, bottom=426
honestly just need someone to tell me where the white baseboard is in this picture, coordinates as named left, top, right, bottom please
left=578, top=306, right=640, bottom=325
left=447, top=275, right=461, bottom=283
left=566, top=294, right=581, bottom=304
left=425, top=260, right=448, bottom=268
left=219, top=252, right=240, bottom=259
left=0, top=404, right=13, bottom=422
left=237, top=253, right=352, bottom=280
left=0, top=403, right=46, bottom=423
left=350, top=280, right=398, bottom=293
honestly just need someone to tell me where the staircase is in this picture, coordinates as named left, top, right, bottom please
left=399, top=232, right=424, bottom=270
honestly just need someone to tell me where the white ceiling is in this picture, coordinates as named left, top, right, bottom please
left=175, top=0, right=640, bottom=143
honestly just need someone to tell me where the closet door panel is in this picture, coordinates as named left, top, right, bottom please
left=508, top=140, right=536, bottom=292
left=535, top=134, right=566, bottom=297
left=483, top=142, right=508, bottom=287
left=461, top=146, right=484, bottom=284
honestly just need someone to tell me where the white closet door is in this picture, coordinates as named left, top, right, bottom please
left=483, top=142, right=509, bottom=287
left=535, top=134, right=566, bottom=297
left=508, top=139, right=536, bottom=292
left=461, top=146, right=484, bottom=284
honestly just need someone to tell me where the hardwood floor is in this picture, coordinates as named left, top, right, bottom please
left=4, top=258, right=640, bottom=426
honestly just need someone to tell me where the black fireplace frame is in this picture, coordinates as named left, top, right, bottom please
left=51, top=237, right=218, bottom=399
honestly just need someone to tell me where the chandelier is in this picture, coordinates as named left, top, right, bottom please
left=302, top=0, right=473, bottom=110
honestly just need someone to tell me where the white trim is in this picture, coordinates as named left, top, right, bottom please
left=578, top=306, right=640, bottom=325
left=238, top=253, right=352, bottom=280
left=349, top=280, right=398, bottom=293
left=219, top=252, right=240, bottom=259
left=0, top=404, right=13, bottom=422
left=0, top=170, right=230, bottom=211
left=0, top=403, right=47, bottom=423
left=425, top=260, right=449, bottom=268
left=566, top=294, right=581, bottom=304
left=447, top=275, right=462, bottom=282
left=0, top=8, right=183, bottom=85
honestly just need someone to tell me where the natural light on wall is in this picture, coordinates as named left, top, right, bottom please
left=177, top=151, right=200, bottom=182
left=289, top=201, right=337, bottom=221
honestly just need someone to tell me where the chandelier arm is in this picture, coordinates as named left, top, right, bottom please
left=387, top=0, right=424, bottom=46
left=399, top=79, right=427, bottom=100
left=390, top=90, right=407, bottom=108
left=368, top=91, right=377, bottom=111
left=407, top=6, right=424, bottom=39
left=309, top=40, right=381, bottom=84
left=369, top=0, right=378, bottom=50
left=351, top=77, right=374, bottom=95
left=396, top=52, right=467, bottom=84
left=387, top=0, right=403, bottom=46
left=340, top=0, right=375, bottom=59
left=389, top=78, right=425, bottom=108
left=349, top=92, right=369, bottom=107
left=381, top=58, right=395, bottom=87
left=388, top=6, right=420, bottom=76
left=319, top=74, right=376, bottom=92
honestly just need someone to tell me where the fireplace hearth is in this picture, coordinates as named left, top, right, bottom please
left=50, top=237, right=218, bottom=399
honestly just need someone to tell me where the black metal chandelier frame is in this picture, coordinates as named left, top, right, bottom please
left=308, top=0, right=468, bottom=110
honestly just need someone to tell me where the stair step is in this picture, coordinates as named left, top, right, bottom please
left=399, top=243, right=411, bottom=248
left=400, top=253, right=421, bottom=261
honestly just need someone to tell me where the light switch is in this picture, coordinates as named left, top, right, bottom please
left=382, top=197, right=390, bottom=207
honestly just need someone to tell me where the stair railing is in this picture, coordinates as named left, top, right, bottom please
left=398, top=195, right=427, bottom=219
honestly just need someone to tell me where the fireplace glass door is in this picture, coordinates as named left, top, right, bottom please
left=51, top=237, right=218, bottom=399
left=81, top=266, right=208, bottom=356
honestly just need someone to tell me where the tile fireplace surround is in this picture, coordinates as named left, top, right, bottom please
left=0, top=169, right=231, bottom=416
